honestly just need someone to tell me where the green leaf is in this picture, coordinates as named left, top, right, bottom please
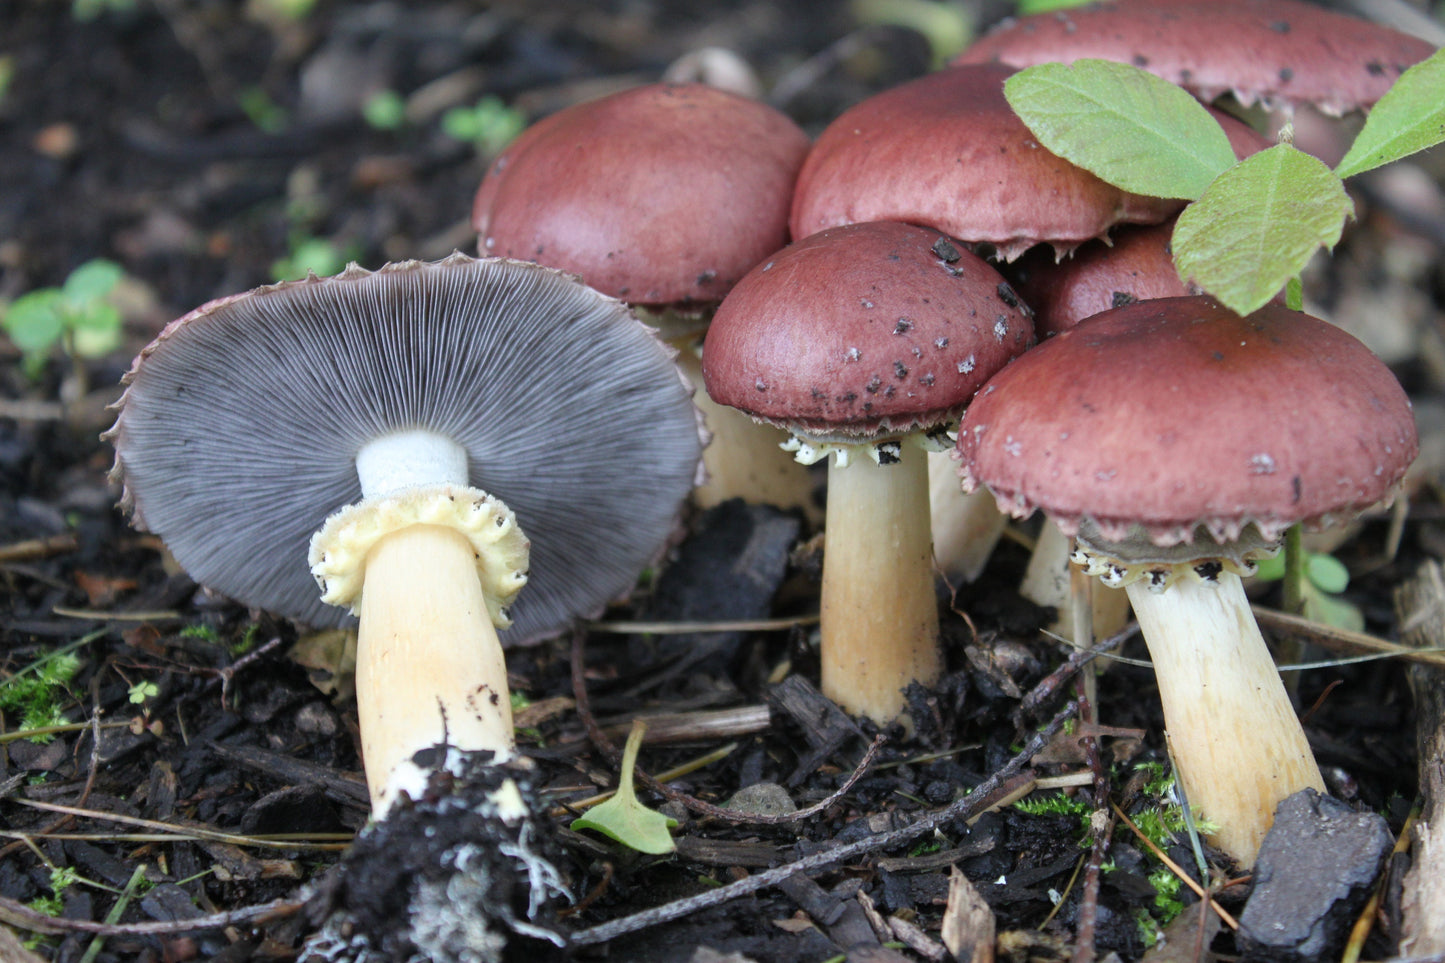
left=2, top=289, right=65, bottom=355
left=1302, top=583, right=1365, bottom=634
left=1305, top=553, right=1350, bottom=594
left=1173, top=144, right=1353, bottom=316
left=1004, top=59, right=1237, bottom=200
left=1252, top=552, right=1285, bottom=581
left=62, top=259, right=122, bottom=302
left=571, top=720, right=677, bottom=855
left=1335, top=47, right=1445, bottom=180
left=1017, top=0, right=1093, bottom=12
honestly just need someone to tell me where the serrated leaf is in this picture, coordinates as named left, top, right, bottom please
left=1335, top=47, right=1445, bottom=180
left=1173, top=144, right=1353, bottom=316
left=571, top=720, right=677, bottom=855
left=1004, top=59, right=1237, bottom=200
left=1305, top=553, right=1350, bottom=595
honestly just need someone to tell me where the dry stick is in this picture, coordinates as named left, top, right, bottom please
left=569, top=698, right=1078, bottom=947
left=0, top=892, right=302, bottom=938
left=1015, top=622, right=1138, bottom=725
left=1110, top=801, right=1239, bottom=930
left=569, top=628, right=885, bottom=826
left=1070, top=681, right=1114, bottom=963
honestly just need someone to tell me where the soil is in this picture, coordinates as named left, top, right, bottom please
left=2, top=2, right=1444, bottom=962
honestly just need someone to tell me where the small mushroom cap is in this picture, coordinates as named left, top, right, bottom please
left=788, top=63, right=1179, bottom=262
left=955, top=0, right=1436, bottom=116
left=472, top=82, right=810, bottom=307
left=107, top=255, right=704, bottom=644
left=957, top=296, right=1417, bottom=547
left=702, top=221, right=1034, bottom=444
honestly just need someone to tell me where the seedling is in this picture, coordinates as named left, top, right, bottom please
left=2, top=258, right=125, bottom=379
left=1004, top=47, right=1445, bottom=315
left=442, top=96, right=525, bottom=155
left=570, top=720, right=677, bottom=855
left=362, top=90, right=407, bottom=131
left=127, top=680, right=159, bottom=704
left=1254, top=547, right=1364, bottom=632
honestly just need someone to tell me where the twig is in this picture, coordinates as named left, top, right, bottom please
left=1071, top=681, right=1114, bottom=963
left=1252, top=604, right=1445, bottom=669
left=570, top=627, right=885, bottom=825
left=8, top=799, right=347, bottom=850
left=0, top=893, right=302, bottom=937
left=1015, top=622, right=1138, bottom=724
left=569, top=698, right=1079, bottom=946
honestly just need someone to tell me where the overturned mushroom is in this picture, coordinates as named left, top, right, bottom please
left=107, top=254, right=703, bottom=814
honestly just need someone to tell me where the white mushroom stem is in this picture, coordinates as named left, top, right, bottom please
left=821, top=440, right=941, bottom=724
left=673, top=345, right=819, bottom=520
left=357, top=523, right=514, bottom=814
left=312, top=429, right=528, bottom=817
left=1021, top=519, right=1131, bottom=642
left=1125, top=571, right=1325, bottom=866
left=928, top=449, right=1007, bottom=583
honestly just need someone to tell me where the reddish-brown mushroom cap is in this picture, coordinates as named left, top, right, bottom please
left=954, top=0, right=1435, bottom=116
left=958, top=296, right=1417, bottom=545
left=472, top=82, right=810, bottom=307
left=703, top=221, right=1035, bottom=443
left=788, top=63, right=1180, bottom=261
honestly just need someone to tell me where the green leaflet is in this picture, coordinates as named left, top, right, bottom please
left=1004, top=59, right=1237, bottom=200
left=1335, top=47, right=1445, bottom=180
left=1173, top=144, right=1353, bottom=316
left=570, top=719, right=677, bottom=855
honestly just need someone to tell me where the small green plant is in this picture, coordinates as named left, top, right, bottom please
left=571, top=720, right=677, bottom=854
left=1254, top=548, right=1364, bottom=632
left=179, top=623, right=220, bottom=644
left=363, top=90, right=407, bottom=131
left=1004, top=47, right=1445, bottom=315
left=72, top=0, right=135, bottom=21
left=2, top=259, right=125, bottom=378
left=127, top=680, right=159, bottom=705
left=0, top=648, right=82, bottom=742
left=239, top=86, right=288, bottom=134
left=442, top=96, right=526, bottom=155
left=1146, top=866, right=1186, bottom=924
left=272, top=236, right=354, bottom=282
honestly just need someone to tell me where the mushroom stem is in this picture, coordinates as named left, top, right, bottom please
left=821, top=442, right=941, bottom=723
left=673, top=346, right=819, bottom=519
left=356, top=523, right=515, bottom=815
left=1021, top=519, right=1131, bottom=641
left=1125, top=571, right=1324, bottom=865
left=928, top=449, right=1007, bottom=583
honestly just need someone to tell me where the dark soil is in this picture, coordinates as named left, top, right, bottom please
left=3, top=2, right=1444, bottom=962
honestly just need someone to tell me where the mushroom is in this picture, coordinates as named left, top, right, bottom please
left=955, top=0, right=1435, bottom=118
left=787, top=62, right=1193, bottom=584
left=704, top=221, right=1033, bottom=724
left=472, top=82, right=818, bottom=517
left=957, top=295, right=1417, bottom=864
left=107, top=254, right=703, bottom=814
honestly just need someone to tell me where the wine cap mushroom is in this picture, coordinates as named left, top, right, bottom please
left=109, top=254, right=700, bottom=643
left=789, top=63, right=1179, bottom=262
left=957, top=295, right=1416, bottom=862
left=472, top=81, right=816, bottom=516
left=472, top=82, right=810, bottom=308
left=704, top=220, right=1033, bottom=722
left=955, top=0, right=1436, bottom=116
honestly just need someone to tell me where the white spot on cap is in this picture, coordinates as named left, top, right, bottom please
left=1095, top=468, right=1116, bottom=481
left=860, top=299, right=875, bottom=309
left=1249, top=453, right=1277, bottom=475
left=958, top=355, right=976, bottom=374
left=846, top=347, right=861, bottom=362
left=484, top=236, right=496, bottom=250
left=1003, top=437, right=1022, bottom=457
left=994, top=319, right=1008, bottom=341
